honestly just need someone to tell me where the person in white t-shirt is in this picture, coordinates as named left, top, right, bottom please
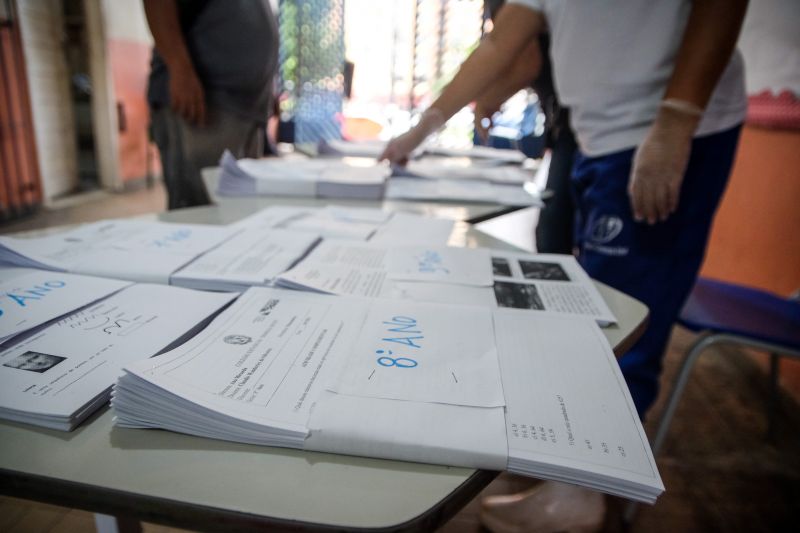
left=380, top=1, right=748, bottom=530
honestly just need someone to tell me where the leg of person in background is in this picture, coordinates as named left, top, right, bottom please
left=150, top=106, right=265, bottom=210
left=151, top=107, right=194, bottom=211
left=534, top=112, right=577, bottom=254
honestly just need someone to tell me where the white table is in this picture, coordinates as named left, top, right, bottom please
left=0, top=202, right=648, bottom=532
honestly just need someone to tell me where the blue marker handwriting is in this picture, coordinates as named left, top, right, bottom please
left=416, top=250, right=450, bottom=274
left=375, top=315, right=423, bottom=368
left=150, top=228, right=192, bottom=248
left=0, top=280, right=67, bottom=317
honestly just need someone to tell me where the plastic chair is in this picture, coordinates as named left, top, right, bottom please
left=625, top=277, right=800, bottom=523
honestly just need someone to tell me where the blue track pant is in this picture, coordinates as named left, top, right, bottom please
left=572, top=125, right=742, bottom=418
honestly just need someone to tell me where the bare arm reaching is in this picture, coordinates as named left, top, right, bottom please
left=380, top=5, right=544, bottom=165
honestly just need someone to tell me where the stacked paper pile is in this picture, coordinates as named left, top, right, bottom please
left=0, top=273, right=234, bottom=430
left=111, top=287, right=663, bottom=503
left=217, top=151, right=390, bottom=200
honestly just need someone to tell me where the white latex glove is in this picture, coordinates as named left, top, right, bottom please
left=628, top=100, right=702, bottom=225
left=379, top=108, right=445, bottom=166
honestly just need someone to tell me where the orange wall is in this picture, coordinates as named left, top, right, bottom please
left=108, top=39, right=153, bottom=183
left=699, top=125, right=800, bottom=393
left=700, top=125, right=800, bottom=296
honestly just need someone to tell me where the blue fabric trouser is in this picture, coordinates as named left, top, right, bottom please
left=572, top=125, right=742, bottom=418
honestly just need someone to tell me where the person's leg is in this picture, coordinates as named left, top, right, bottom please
left=166, top=107, right=265, bottom=209
left=150, top=107, right=193, bottom=211
left=572, top=126, right=742, bottom=417
left=535, top=125, right=578, bottom=254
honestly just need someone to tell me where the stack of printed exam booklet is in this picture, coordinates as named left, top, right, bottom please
left=0, top=269, right=235, bottom=430
left=111, top=287, right=663, bottom=503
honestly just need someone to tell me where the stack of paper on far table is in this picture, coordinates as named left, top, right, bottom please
left=217, top=151, right=390, bottom=200
left=232, top=205, right=456, bottom=245
left=0, top=219, right=237, bottom=284
left=112, top=287, right=663, bottom=503
left=0, top=268, right=130, bottom=345
left=0, top=282, right=235, bottom=430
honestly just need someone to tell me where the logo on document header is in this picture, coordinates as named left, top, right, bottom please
left=224, top=335, right=252, bottom=345
left=259, top=299, right=280, bottom=317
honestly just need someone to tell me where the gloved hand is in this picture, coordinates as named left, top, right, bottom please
left=379, top=108, right=446, bottom=166
left=628, top=99, right=702, bottom=224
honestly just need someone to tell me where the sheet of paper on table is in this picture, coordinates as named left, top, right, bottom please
left=170, top=228, right=321, bottom=292
left=233, top=205, right=381, bottom=241
left=0, top=284, right=235, bottom=430
left=277, top=245, right=616, bottom=325
left=0, top=220, right=237, bottom=284
left=367, top=211, right=456, bottom=246
left=0, top=268, right=131, bottom=345
left=489, top=251, right=618, bottom=326
left=275, top=241, right=493, bottom=297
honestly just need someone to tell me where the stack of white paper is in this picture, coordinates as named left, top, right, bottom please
left=170, top=228, right=320, bottom=291
left=0, top=284, right=235, bottom=430
left=386, top=177, right=542, bottom=206
left=275, top=241, right=493, bottom=298
left=424, top=144, right=528, bottom=164
left=113, top=288, right=358, bottom=448
left=399, top=158, right=532, bottom=185
left=217, top=151, right=390, bottom=200
left=0, top=269, right=130, bottom=345
left=234, top=205, right=380, bottom=241
left=112, top=288, right=508, bottom=464
left=232, top=205, right=455, bottom=245
left=0, top=220, right=238, bottom=284
left=494, top=310, right=664, bottom=503
left=112, top=287, right=663, bottom=502
left=317, top=139, right=389, bottom=158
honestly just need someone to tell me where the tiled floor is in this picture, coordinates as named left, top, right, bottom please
left=2, top=186, right=798, bottom=532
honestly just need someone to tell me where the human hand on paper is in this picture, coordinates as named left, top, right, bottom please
left=379, top=108, right=446, bottom=166
left=628, top=100, right=701, bottom=225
